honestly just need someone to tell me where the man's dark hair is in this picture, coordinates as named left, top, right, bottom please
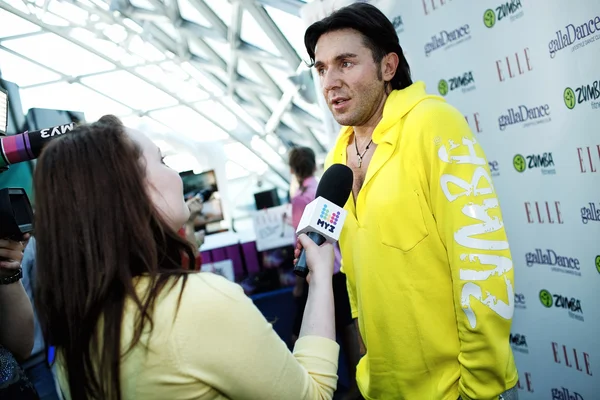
left=288, top=146, right=316, bottom=183
left=304, top=2, right=412, bottom=91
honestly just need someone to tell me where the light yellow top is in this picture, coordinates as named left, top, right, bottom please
left=57, top=273, right=339, bottom=399
left=325, top=81, right=518, bottom=400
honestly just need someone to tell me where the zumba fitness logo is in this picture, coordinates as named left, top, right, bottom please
left=424, top=24, right=471, bottom=56
left=510, top=332, right=528, bottom=354
left=564, top=79, right=600, bottom=110
left=548, top=13, right=600, bottom=58
left=498, top=104, right=551, bottom=131
left=512, top=152, right=556, bottom=175
left=539, top=289, right=583, bottom=322
left=438, top=71, right=475, bottom=96
left=525, top=249, right=581, bottom=277
left=483, top=0, right=524, bottom=28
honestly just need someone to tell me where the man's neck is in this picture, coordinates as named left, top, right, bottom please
left=353, top=91, right=389, bottom=139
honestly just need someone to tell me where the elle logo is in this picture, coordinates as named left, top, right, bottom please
left=524, top=201, right=563, bottom=224
left=464, top=112, right=483, bottom=133
left=552, top=342, right=593, bottom=376
left=577, top=145, right=600, bottom=173
left=496, top=48, right=533, bottom=82
left=516, top=371, right=534, bottom=393
left=317, top=205, right=340, bottom=233
left=422, top=0, right=452, bottom=15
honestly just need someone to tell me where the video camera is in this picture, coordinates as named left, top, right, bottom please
left=0, top=86, right=77, bottom=239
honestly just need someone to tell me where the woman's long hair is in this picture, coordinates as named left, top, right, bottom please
left=33, top=115, right=195, bottom=400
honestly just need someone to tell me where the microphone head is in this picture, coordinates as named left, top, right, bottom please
left=315, top=164, right=353, bottom=207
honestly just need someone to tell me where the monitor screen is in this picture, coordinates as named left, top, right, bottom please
left=180, top=169, right=224, bottom=230
left=254, top=188, right=281, bottom=209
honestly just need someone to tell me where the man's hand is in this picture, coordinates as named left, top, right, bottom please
left=186, top=196, right=203, bottom=222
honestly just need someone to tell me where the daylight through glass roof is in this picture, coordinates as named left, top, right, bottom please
left=0, top=0, right=321, bottom=196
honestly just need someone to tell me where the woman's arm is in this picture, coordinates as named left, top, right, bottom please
left=172, top=235, right=338, bottom=400
left=0, top=237, right=34, bottom=361
left=297, top=234, right=336, bottom=342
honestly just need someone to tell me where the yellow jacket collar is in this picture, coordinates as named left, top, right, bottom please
left=337, top=81, right=442, bottom=147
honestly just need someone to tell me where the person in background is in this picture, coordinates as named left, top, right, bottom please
left=20, top=236, right=61, bottom=400
left=306, top=3, right=517, bottom=399
left=33, top=115, right=341, bottom=400
left=288, top=146, right=362, bottom=400
left=180, top=195, right=204, bottom=270
left=0, top=234, right=39, bottom=399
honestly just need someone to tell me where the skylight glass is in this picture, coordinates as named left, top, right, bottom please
left=0, top=49, right=62, bottom=87
left=264, top=6, right=307, bottom=59
left=18, top=82, right=132, bottom=121
left=149, top=105, right=229, bottom=142
left=81, top=70, right=178, bottom=111
left=0, top=9, right=41, bottom=38
left=2, top=32, right=116, bottom=76
left=177, top=0, right=211, bottom=27
left=240, top=9, right=280, bottom=56
left=224, top=141, right=268, bottom=174
left=202, top=0, right=231, bottom=26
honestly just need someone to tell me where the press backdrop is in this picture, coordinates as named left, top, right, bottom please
left=300, top=1, right=600, bottom=398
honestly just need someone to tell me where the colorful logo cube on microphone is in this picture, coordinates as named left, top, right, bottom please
left=296, top=196, right=348, bottom=243
left=320, top=205, right=341, bottom=226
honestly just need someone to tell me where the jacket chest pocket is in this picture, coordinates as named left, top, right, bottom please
left=376, top=189, right=430, bottom=252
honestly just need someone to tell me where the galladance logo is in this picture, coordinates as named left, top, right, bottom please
left=498, top=104, right=551, bottom=131
left=525, top=248, right=580, bottom=276
left=548, top=13, right=600, bottom=58
left=595, top=255, right=600, bottom=274
left=424, top=24, right=471, bottom=56
left=483, top=0, right=524, bottom=28
left=563, top=79, right=600, bottom=110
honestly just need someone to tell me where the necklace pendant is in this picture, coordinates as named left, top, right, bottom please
left=358, top=158, right=362, bottom=168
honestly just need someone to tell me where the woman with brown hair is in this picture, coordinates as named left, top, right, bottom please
left=33, top=115, right=339, bottom=399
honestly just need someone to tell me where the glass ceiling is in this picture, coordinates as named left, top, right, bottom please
left=0, top=0, right=324, bottom=197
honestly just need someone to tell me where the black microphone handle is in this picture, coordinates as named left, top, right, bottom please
left=293, top=231, right=327, bottom=278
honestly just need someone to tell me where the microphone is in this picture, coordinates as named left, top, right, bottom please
left=0, top=122, right=75, bottom=170
left=0, top=122, right=77, bottom=239
left=293, top=164, right=353, bottom=278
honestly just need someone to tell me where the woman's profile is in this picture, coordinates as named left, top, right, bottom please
left=33, top=115, right=339, bottom=400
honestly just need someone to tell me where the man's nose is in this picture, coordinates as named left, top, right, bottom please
left=322, top=69, right=342, bottom=92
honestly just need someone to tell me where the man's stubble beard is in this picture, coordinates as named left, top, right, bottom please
left=332, top=81, right=387, bottom=128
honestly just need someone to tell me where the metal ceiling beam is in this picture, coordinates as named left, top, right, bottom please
left=236, top=42, right=289, bottom=71
left=240, top=0, right=302, bottom=71
left=254, top=0, right=305, bottom=17
left=179, top=19, right=226, bottom=42
left=185, top=0, right=228, bottom=37
left=227, top=1, right=243, bottom=97
left=0, top=1, right=290, bottom=184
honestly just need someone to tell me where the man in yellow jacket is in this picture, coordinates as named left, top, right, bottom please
left=304, top=3, right=519, bottom=400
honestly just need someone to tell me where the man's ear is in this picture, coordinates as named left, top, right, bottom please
left=381, top=52, right=400, bottom=82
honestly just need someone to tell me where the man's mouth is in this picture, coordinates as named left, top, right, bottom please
left=331, top=97, right=350, bottom=108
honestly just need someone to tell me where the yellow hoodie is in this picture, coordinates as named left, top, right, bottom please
left=325, top=81, right=518, bottom=400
